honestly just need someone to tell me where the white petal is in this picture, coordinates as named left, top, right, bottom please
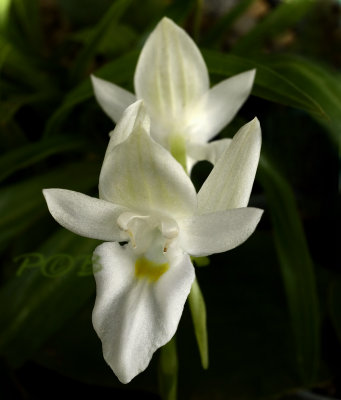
left=92, top=242, right=195, bottom=383
left=99, top=125, right=197, bottom=218
left=178, top=208, right=263, bottom=257
left=134, top=17, right=209, bottom=141
left=43, top=189, right=125, bottom=241
left=186, top=138, right=232, bottom=172
left=198, top=118, right=261, bottom=213
left=100, top=101, right=151, bottom=192
left=91, top=75, right=136, bottom=123
left=197, top=69, right=256, bottom=142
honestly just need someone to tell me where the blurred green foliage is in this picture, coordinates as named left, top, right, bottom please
left=0, top=0, right=339, bottom=399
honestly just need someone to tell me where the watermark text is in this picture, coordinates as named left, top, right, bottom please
left=13, top=253, right=101, bottom=278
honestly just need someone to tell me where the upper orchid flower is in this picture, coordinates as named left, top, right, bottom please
left=91, top=17, right=255, bottom=171
left=43, top=101, right=262, bottom=384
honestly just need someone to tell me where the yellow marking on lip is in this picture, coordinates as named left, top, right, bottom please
left=135, top=257, right=169, bottom=282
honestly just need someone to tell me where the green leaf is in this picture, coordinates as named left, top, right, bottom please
left=201, top=0, right=256, bottom=47
left=0, top=91, right=57, bottom=125
left=12, top=0, right=42, bottom=51
left=188, top=278, right=209, bottom=369
left=158, top=337, right=178, bottom=400
left=259, top=54, right=341, bottom=147
left=0, top=161, right=98, bottom=250
left=0, top=0, right=12, bottom=31
left=258, top=154, right=320, bottom=383
left=0, top=229, right=98, bottom=366
left=232, top=0, right=316, bottom=54
left=162, top=0, right=196, bottom=25
left=203, top=50, right=326, bottom=119
left=72, top=23, right=137, bottom=58
left=44, top=50, right=138, bottom=137
left=0, top=35, right=50, bottom=90
left=0, top=136, right=88, bottom=182
left=70, top=0, right=133, bottom=82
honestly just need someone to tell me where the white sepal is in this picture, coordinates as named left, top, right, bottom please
left=197, top=70, right=256, bottom=142
left=43, top=189, right=125, bottom=241
left=134, top=17, right=209, bottom=141
left=178, top=207, right=263, bottom=257
left=91, top=75, right=135, bottom=122
left=198, top=118, right=261, bottom=213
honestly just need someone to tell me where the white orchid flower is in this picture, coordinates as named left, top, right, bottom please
left=91, top=17, right=255, bottom=171
left=43, top=101, right=262, bottom=384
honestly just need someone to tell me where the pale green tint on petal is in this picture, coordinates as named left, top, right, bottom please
left=198, top=118, right=261, bottom=213
left=134, top=17, right=209, bottom=140
left=43, top=189, right=125, bottom=241
left=178, top=207, right=263, bottom=257
left=92, top=242, right=195, bottom=384
left=99, top=126, right=197, bottom=218
left=186, top=138, right=232, bottom=172
left=91, top=75, right=136, bottom=122
left=169, top=133, right=187, bottom=171
left=188, top=278, right=208, bottom=369
left=197, top=69, right=256, bottom=142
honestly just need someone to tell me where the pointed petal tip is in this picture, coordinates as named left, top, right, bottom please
left=159, top=16, right=174, bottom=26
left=42, top=188, right=54, bottom=200
left=251, top=116, right=260, bottom=126
left=249, top=68, right=256, bottom=79
left=125, top=99, right=150, bottom=136
left=242, top=68, right=256, bottom=82
left=128, top=98, right=145, bottom=112
left=90, top=74, right=103, bottom=87
left=242, top=117, right=261, bottom=133
left=241, top=117, right=262, bottom=147
left=91, top=75, right=136, bottom=123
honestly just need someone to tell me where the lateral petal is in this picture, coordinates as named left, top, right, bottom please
left=196, top=70, right=256, bottom=142
left=43, top=189, right=125, bottom=241
left=178, top=208, right=263, bottom=257
left=99, top=126, right=197, bottom=218
left=198, top=118, right=261, bottom=213
left=92, top=242, right=195, bottom=383
left=91, top=75, right=136, bottom=123
left=134, top=17, right=209, bottom=141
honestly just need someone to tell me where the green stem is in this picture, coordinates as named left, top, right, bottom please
left=169, top=135, right=209, bottom=371
left=158, top=337, right=178, bottom=400
left=188, top=278, right=209, bottom=369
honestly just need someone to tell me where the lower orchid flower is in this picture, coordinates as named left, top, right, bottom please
left=43, top=100, right=263, bottom=384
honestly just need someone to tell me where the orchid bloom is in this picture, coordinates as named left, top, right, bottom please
left=91, top=17, right=255, bottom=171
left=43, top=101, right=262, bottom=384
